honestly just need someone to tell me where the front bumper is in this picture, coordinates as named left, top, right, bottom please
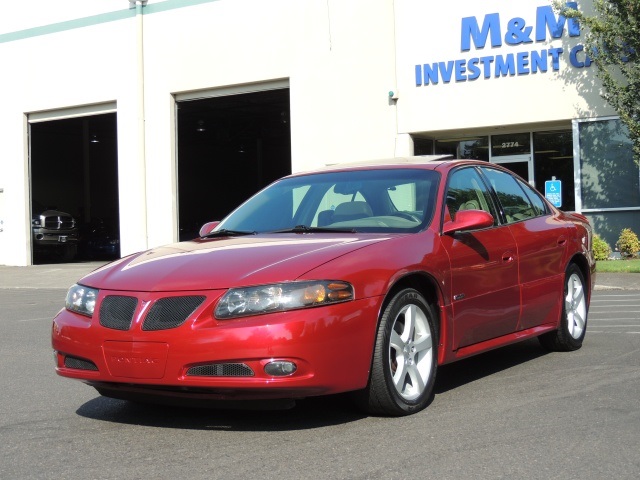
left=52, top=288, right=381, bottom=401
left=33, top=228, right=78, bottom=247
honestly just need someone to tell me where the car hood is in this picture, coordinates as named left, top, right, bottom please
left=80, top=233, right=393, bottom=292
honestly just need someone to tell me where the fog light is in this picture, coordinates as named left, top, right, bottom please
left=264, top=361, right=297, bottom=376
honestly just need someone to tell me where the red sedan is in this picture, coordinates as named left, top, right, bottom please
left=52, top=158, right=595, bottom=416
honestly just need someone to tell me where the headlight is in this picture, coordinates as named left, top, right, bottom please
left=65, top=284, right=99, bottom=317
left=215, top=280, right=354, bottom=319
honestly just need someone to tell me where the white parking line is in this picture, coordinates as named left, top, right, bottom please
left=590, top=325, right=640, bottom=327
left=590, top=308, right=640, bottom=311
left=589, top=318, right=640, bottom=321
left=593, top=294, right=640, bottom=297
left=589, top=331, right=640, bottom=334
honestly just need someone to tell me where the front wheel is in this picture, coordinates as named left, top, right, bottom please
left=355, top=288, right=438, bottom=416
left=539, top=264, right=588, bottom=351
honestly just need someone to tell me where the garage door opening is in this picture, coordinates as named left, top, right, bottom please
left=176, top=88, right=291, bottom=240
left=30, top=113, right=120, bottom=264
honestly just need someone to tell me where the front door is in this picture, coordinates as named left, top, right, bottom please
left=440, top=166, right=521, bottom=350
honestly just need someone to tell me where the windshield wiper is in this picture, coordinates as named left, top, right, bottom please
left=201, top=228, right=257, bottom=238
left=272, top=225, right=357, bottom=234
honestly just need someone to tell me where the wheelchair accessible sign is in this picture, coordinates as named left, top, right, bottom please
left=545, top=179, right=562, bottom=208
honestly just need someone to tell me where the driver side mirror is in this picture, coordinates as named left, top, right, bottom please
left=442, top=209, right=494, bottom=235
left=199, top=221, right=220, bottom=237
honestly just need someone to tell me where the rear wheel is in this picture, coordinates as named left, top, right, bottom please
left=539, top=264, right=588, bottom=351
left=355, top=288, right=437, bottom=416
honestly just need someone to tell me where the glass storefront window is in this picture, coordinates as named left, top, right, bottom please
left=413, top=138, right=434, bottom=156
left=435, top=137, right=489, bottom=161
left=499, top=161, right=530, bottom=183
left=579, top=119, right=640, bottom=209
left=491, top=133, right=531, bottom=157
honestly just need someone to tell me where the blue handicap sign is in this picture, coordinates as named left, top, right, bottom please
left=545, top=180, right=562, bottom=208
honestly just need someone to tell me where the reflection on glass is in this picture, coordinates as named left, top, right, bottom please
left=491, top=133, right=531, bottom=157
left=496, top=162, right=529, bottom=183
left=579, top=120, right=639, bottom=209
left=435, top=137, right=489, bottom=161
left=413, top=137, right=434, bottom=156
left=533, top=130, right=575, bottom=211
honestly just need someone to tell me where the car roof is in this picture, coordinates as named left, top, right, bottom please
left=291, top=155, right=480, bottom=177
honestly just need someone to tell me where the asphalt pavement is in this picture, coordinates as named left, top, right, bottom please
left=1, top=262, right=638, bottom=479
left=0, top=261, right=639, bottom=290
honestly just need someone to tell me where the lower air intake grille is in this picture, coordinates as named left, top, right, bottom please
left=64, top=356, right=98, bottom=371
left=142, top=296, right=206, bottom=331
left=187, top=363, right=254, bottom=377
left=100, top=295, right=138, bottom=331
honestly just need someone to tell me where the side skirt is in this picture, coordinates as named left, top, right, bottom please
left=440, top=323, right=557, bottom=365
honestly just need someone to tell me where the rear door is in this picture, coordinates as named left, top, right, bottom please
left=440, top=166, right=520, bottom=350
left=480, top=166, right=567, bottom=330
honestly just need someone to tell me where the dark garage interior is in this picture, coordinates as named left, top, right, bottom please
left=28, top=89, right=292, bottom=263
left=30, top=113, right=120, bottom=264
left=176, top=88, right=292, bottom=240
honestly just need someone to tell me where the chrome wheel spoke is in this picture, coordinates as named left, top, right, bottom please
left=401, top=305, right=417, bottom=343
left=390, top=329, right=405, bottom=352
left=573, top=309, right=585, bottom=333
left=388, top=301, right=434, bottom=400
left=406, top=363, right=425, bottom=394
left=392, top=356, right=408, bottom=388
left=413, top=332, right=432, bottom=354
left=565, top=273, right=586, bottom=339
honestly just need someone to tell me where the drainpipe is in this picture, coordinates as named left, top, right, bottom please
left=130, top=0, right=148, bottom=247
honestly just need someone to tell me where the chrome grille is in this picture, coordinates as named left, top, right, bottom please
left=142, top=296, right=206, bottom=331
left=186, top=363, right=254, bottom=377
left=99, top=295, right=138, bottom=331
left=64, top=356, right=98, bottom=371
left=43, top=215, right=75, bottom=230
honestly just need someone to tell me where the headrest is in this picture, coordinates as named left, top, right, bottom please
left=333, top=201, right=373, bottom=217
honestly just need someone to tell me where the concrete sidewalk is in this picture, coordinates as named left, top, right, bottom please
left=0, top=261, right=639, bottom=290
left=0, top=262, right=107, bottom=289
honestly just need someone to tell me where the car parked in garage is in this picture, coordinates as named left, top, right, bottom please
left=52, top=157, right=595, bottom=416
left=32, top=202, right=78, bottom=262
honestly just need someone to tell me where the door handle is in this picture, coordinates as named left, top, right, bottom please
left=557, top=236, right=567, bottom=246
left=502, top=251, right=515, bottom=263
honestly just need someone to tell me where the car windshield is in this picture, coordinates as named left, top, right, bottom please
left=216, top=168, right=440, bottom=234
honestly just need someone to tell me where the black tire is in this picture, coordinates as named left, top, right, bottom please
left=355, top=288, right=438, bottom=416
left=539, top=264, right=588, bottom=352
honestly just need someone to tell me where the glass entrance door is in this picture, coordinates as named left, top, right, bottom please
left=532, top=130, right=574, bottom=211
left=490, top=133, right=533, bottom=183
left=493, top=159, right=531, bottom=182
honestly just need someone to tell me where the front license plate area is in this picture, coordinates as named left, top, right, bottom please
left=103, top=341, right=169, bottom=379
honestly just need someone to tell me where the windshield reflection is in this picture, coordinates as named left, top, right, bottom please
left=217, top=169, right=440, bottom=234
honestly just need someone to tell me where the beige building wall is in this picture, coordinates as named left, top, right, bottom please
left=0, top=0, right=616, bottom=265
